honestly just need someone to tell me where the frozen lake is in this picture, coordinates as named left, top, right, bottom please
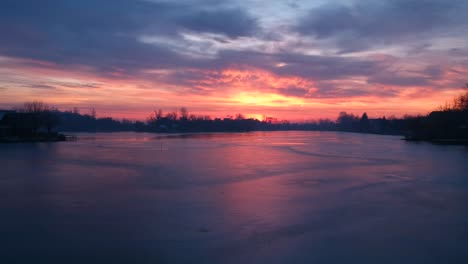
left=1, top=131, right=468, bottom=263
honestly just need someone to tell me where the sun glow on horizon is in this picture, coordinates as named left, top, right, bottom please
left=1, top=54, right=467, bottom=122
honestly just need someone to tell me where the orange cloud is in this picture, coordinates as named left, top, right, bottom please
left=1, top=56, right=468, bottom=121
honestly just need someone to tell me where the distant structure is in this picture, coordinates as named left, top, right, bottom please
left=0, top=108, right=66, bottom=142
left=0, top=110, right=14, bottom=137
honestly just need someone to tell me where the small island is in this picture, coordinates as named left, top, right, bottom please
left=0, top=102, right=67, bottom=143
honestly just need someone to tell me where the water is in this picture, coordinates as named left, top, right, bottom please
left=1, top=131, right=468, bottom=263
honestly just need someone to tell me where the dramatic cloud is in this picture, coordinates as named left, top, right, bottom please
left=178, top=8, right=258, bottom=38
left=0, top=0, right=258, bottom=72
left=0, top=0, right=467, bottom=119
left=296, top=0, right=468, bottom=53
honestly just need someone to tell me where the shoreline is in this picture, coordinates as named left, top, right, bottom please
left=0, top=134, right=76, bottom=143
left=404, top=136, right=468, bottom=145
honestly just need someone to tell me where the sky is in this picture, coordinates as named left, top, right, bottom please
left=1, top=0, right=468, bottom=121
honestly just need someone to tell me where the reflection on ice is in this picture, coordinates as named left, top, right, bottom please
left=1, top=131, right=468, bottom=263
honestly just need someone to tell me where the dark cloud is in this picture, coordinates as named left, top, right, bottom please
left=271, top=53, right=381, bottom=79
left=24, top=84, right=57, bottom=90
left=137, top=49, right=399, bottom=100
left=367, top=65, right=448, bottom=87
left=448, top=48, right=468, bottom=57
left=178, top=8, right=258, bottom=38
left=315, top=88, right=370, bottom=99
left=0, top=0, right=258, bottom=74
left=148, top=50, right=386, bottom=91
left=423, top=65, right=444, bottom=79
left=313, top=81, right=399, bottom=99
left=277, top=86, right=309, bottom=97
left=296, top=0, right=468, bottom=52
left=0, top=0, right=257, bottom=38
left=207, top=50, right=383, bottom=80
left=368, top=74, right=431, bottom=87
left=53, top=81, right=102, bottom=89
left=287, top=2, right=300, bottom=9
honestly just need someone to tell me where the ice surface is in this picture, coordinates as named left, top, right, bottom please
left=1, top=131, right=468, bottom=263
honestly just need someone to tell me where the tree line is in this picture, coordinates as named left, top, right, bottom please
left=403, top=86, right=468, bottom=143
left=0, top=102, right=404, bottom=135
left=2, top=87, right=467, bottom=143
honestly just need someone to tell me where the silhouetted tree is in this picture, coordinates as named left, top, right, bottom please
left=453, top=90, right=468, bottom=111
left=14, top=101, right=61, bottom=134
left=179, top=107, right=189, bottom=121
left=402, top=86, right=468, bottom=142
left=337, top=112, right=359, bottom=131
left=21, top=101, right=48, bottom=134
left=90, top=108, right=97, bottom=119
left=43, top=109, right=60, bottom=133
left=23, top=101, right=48, bottom=113
left=359, top=112, right=370, bottom=132
left=188, top=114, right=197, bottom=121
left=235, top=113, right=245, bottom=120
left=166, top=112, right=178, bottom=121
left=155, top=109, right=163, bottom=120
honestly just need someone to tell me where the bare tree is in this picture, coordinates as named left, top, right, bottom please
left=451, top=84, right=468, bottom=111
left=43, top=110, right=60, bottom=133
left=23, top=101, right=49, bottom=113
left=90, top=108, right=97, bottom=119
left=20, top=101, right=60, bottom=134
left=166, top=112, right=178, bottom=120
left=189, top=114, right=197, bottom=121
left=235, top=113, right=245, bottom=120
left=155, top=109, right=163, bottom=120
left=179, top=107, right=188, bottom=121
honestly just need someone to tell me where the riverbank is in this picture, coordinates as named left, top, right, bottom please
left=0, top=133, right=75, bottom=143
left=404, top=135, right=468, bottom=145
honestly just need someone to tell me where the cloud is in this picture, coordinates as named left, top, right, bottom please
left=1, top=0, right=467, bottom=115
left=271, top=52, right=381, bottom=79
left=177, top=8, right=258, bottom=38
left=277, top=86, right=310, bottom=97
left=0, top=0, right=259, bottom=75
left=296, top=0, right=468, bottom=52
left=313, top=80, right=400, bottom=99
left=24, top=84, right=57, bottom=90
left=368, top=74, right=430, bottom=87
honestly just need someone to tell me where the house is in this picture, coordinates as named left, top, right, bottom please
left=0, top=111, right=38, bottom=137
left=0, top=110, right=13, bottom=137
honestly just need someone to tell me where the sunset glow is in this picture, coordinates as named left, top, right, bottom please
left=1, top=0, right=467, bottom=120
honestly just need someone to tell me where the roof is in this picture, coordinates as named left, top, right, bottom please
left=0, top=110, right=15, bottom=122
